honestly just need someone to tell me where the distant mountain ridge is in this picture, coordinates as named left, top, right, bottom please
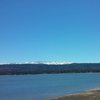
left=0, top=61, right=73, bottom=65
left=0, top=63, right=100, bottom=75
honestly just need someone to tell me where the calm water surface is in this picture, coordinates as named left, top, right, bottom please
left=0, top=73, right=100, bottom=100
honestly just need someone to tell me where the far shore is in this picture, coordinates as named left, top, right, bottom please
left=51, top=88, right=100, bottom=100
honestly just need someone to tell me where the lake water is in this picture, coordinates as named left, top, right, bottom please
left=0, top=73, right=100, bottom=100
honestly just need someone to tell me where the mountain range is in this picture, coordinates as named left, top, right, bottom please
left=0, top=62, right=100, bottom=75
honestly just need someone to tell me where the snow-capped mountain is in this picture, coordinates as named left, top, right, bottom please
left=24, top=61, right=73, bottom=65
left=0, top=61, right=73, bottom=65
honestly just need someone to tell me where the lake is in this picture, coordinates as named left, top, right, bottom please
left=0, top=73, right=100, bottom=100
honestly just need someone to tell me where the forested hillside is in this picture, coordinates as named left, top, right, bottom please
left=0, top=63, right=100, bottom=75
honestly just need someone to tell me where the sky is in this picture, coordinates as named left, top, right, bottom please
left=0, top=0, right=100, bottom=63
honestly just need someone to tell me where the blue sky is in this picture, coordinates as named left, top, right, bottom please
left=0, top=0, right=100, bottom=63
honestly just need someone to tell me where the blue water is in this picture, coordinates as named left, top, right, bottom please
left=0, top=73, right=100, bottom=100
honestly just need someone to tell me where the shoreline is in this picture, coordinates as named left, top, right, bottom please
left=51, top=88, right=100, bottom=100
left=0, top=72, right=100, bottom=76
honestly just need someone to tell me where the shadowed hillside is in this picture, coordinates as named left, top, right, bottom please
left=0, top=63, right=100, bottom=75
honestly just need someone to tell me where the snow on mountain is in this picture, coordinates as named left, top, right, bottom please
left=0, top=61, right=73, bottom=65
left=25, top=61, right=73, bottom=65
